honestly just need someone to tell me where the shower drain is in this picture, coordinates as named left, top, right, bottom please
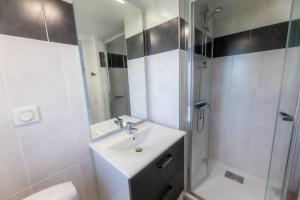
left=225, top=170, right=244, bottom=184
left=135, top=147, right=143, bottom=152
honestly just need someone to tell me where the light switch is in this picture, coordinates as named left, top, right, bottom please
left=12, top=105, right=41, bottom=127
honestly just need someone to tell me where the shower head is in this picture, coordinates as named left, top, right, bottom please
left=208, top=7, right=223, bottom=17
left=204, top=6, right=223, bottom=27
left=214, top=6, right=223, bottom=13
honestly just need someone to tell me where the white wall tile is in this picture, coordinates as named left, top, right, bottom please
left=0, top=34, right=98, bottom=200
left=71, top=107, right=92, bottom=161
left=0, top=35, right=69, bottom=113
left=209, top=49, right=285, bottom=178
left=127, top=57, right=148, bottom=119
left=0, top=121, right=29, bottom=199
left=147, top=50, right=180, bottom=128
left=210, top=56, right=233, bottom=114
left=18, top=110, right=77, bottom=183
left=59, top=44, right=87, bottom=109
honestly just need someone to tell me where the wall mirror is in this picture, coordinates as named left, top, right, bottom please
left=73, top=0, right=147, bottom=140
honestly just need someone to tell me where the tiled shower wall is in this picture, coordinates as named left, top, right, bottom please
left=209, top=0, right=292, bottom=179
left=0, top=0, right=99, bottom=199
left=210, top=49, right=285, bottom=178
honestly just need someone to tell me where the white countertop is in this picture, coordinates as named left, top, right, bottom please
left=89, top=121, right=186, bottom=178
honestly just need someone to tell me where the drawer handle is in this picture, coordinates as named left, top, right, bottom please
left=157, top=154, right=173, bottom=169
left=159, top=185, right=173, bottom=200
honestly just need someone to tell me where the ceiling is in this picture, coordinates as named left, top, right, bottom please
left=73, top=0, right=140, bottom=41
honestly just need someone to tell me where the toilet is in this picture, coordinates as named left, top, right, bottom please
left=23, top=182, right=78, bottom=200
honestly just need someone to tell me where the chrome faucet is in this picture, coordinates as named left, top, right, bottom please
left=114, top=116, right=124, bottom=128
left=126, top=122, right=138, bottom=134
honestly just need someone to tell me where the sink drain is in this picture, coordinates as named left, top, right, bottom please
left=135, top=147, right=143, bottom=152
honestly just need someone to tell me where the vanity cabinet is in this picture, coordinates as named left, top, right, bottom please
left=93, top=137, right=184, bottom=200
left=130, top=138, right=184, bottom=200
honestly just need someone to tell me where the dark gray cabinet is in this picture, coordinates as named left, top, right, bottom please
left=129, top=138, right=184, bottom=200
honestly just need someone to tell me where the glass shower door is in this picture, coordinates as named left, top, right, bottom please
left=266, top=0, right=300, bottom=199
left=189, top=0, right=212, bottom=192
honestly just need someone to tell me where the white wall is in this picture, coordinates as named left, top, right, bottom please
left=127, top=58, right=148, bottom=119
left=147, top=50, right=180, bottom=128
left=0, top=35, right=99, bottom=200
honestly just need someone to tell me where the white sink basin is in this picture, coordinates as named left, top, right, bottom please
left=90, top=121, right=186, bottom=178
left=109, top=127, right=153, bottom=155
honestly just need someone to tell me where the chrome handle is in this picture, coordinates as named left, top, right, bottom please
left=279, top=111, right=294, bottom=122
left=157, top=154, right=173, bottom=169
left=114, top=96, right=124, bottom=99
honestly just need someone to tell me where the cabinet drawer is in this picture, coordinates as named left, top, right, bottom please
left=130, top=138, right=184, bottom=200
left=154, top=167, right=184, bottom=200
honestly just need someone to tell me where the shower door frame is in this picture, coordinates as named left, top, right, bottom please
left=185, top=0, right=208, bottom=199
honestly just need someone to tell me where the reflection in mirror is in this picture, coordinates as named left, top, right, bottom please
left=106, top=36, right=130, bottom=118
left=73, top=0, right=147, bottom=140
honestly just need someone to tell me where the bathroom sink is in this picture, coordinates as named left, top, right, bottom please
left=90, top=121, right=186, bottom=178
left=109, top=126, right=153, bottom=155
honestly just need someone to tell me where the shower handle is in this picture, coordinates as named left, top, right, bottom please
left=279, top=111, right=294, bottom=122
left=194, top=100, right=208, bottom=133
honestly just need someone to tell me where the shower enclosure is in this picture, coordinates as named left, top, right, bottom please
left=105, top=36, right=131, bottom=118
left=185, top=0, right=300, bottom=199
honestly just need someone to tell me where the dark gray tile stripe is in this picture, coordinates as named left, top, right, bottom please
left=127, top=18, right=181, bottom=60
left=194, top=29, right=213, bottom=57
left=107, top=53, right=127, bottom=68
left=213, top=22, right=289, bottom=57
left=144, top=18, right=179, bottom=56
left=44, top=0, right=78, bottom=45
left=0, top=0, right=78, bottom=45
left=214, top=31, right=251, bottom=57
left=126, top=18, right=294, bottom=59
left=126, top=32, right=145, bottom=60
left=250, top=22, right=288, bottom=53
left=0, top=0, right=48, bottom=41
